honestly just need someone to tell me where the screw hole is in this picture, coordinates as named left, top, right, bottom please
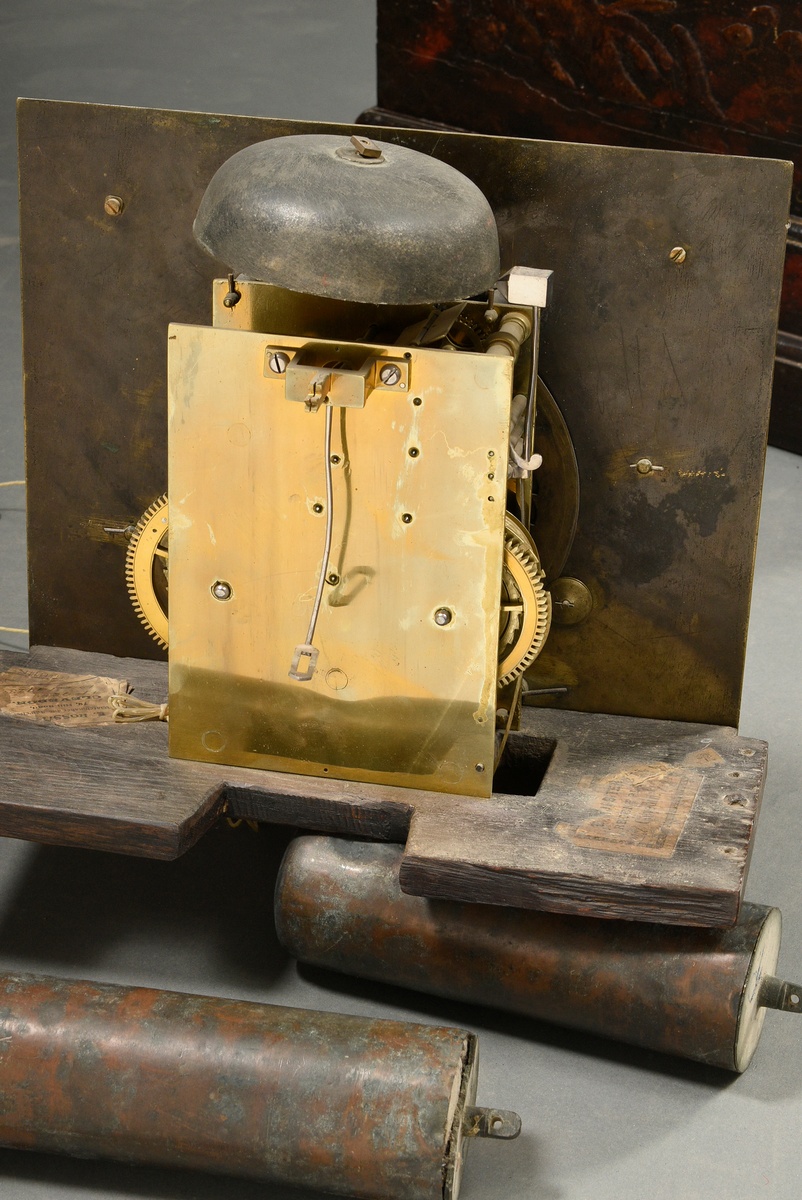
left=791, top=994, right=800, bottom=1005
left=412, top=396, right=422, bottom=406
left=408, top=447, right=420, bottom=458
left=401, top=512, right=413, bottom=524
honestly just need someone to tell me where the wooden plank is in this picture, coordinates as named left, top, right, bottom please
left=0, top=648, right=765, bottom=924
left=0, top=647, right=222, bottom=859
left=400, top=710, right=766, bottom=926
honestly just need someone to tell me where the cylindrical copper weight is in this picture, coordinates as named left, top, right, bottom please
left=0, top=972, right=490, bottom=1199
left=275, top=836, right=786, bottom=1072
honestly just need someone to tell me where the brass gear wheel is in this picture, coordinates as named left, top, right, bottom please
left=126, top=495, right=169, bottom=649
left=498, top=513, right=551, bottom=689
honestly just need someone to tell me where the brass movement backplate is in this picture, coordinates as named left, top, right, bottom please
left=168, top=323, right=512, bottom=796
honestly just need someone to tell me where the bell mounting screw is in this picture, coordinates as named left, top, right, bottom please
left=223, top=272, right=241, bottom=308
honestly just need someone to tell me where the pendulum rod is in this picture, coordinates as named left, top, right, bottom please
left=289, top=403, right=334, bottom=681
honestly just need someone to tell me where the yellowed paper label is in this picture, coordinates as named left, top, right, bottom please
left=682, top=746, right=724, bottom=768
left=558, top=761, right=700, bottom=859
left=0, top=668, right=130, bottom=727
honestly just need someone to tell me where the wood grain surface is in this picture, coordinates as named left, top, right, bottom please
left=0, top=647, right=766, bottom=925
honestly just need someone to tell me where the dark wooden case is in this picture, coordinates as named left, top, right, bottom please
left=361, top=0, right=802, bottom=453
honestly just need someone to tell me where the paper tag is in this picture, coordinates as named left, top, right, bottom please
left=557, top=761, right=700, bottom=859
left=0, top=667, right=130, bottom=727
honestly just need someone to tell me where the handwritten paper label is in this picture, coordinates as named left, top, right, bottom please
left=0, top=668, right=129, bottom=727
left=558, top=761, right=700, bottom=859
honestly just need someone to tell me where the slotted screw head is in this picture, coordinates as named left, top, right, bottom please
left=380, top=363, right=402, bottom=386
left=268, top=351, right=290, bottom=374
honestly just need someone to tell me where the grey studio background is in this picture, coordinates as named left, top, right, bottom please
left=0, top=2, right=801, bottom=1199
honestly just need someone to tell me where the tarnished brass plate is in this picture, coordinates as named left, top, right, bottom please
left=18, top=100, right=791, bottom=726
left=168, top=325, right=511, bottom=797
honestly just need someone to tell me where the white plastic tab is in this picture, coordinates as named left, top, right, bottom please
left=507, top=266, right=553, bottom=309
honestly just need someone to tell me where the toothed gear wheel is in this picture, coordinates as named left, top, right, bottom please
left=126, top=495, right=169, bottom=649
left=497, top=512, right=551, bottom=688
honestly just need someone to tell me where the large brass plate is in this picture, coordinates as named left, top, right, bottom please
left=18, top=100, right=791, bottom=725
left=168, top=324, right=511, bottom=796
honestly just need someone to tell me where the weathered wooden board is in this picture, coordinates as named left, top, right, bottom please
left=0, top=647, right=765, bottom=926
left=0, top=647, right=221, bottom=859
left=399, top=709, right=765, bottom=926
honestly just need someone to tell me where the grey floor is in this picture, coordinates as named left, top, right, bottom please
left=0, top=3, right=801, bottom=1198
